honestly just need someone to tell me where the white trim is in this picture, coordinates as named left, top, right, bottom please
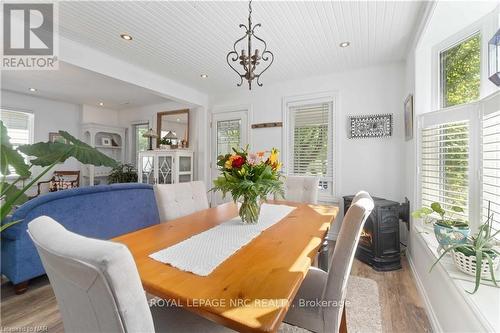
left=407, top=253, right=443, bottom=333
left=282, top=91, right=340, bottom=202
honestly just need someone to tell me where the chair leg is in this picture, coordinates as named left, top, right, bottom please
left=14, top=281, right=29, bottom=295
left=339, top=304, right=348, bottom=333
left=318, top=240, right=329, bottom=272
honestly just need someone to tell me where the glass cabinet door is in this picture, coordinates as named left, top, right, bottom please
left=178, top=155, right=192, bottom=183
left=158, top=155, right=173, bottom=184
left=141, top=156, right=155, bottom=184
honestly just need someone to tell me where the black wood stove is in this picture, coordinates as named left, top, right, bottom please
left=343, top=195, right=408, bottom=271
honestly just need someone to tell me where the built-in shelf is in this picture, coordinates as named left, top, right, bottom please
left=81, top=123, right=126, bottom=186
left=94, top=145, right=122, bottom=149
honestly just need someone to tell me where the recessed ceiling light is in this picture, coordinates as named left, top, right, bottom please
left=200, top=74, right=208, bottom=78
left=99, top=102, right=104, bottom=106
left=28, top=87, right=37, bottom=92
left=176, top=118, right=180, bottom=122
left=120, top=34, right=133, bottom=41
left=339, top=41, right=350, bottom=48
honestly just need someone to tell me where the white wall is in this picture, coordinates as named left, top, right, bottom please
left=1, top=90, right=82, bottom=194
left=210, top=62, right=407, bottom=203
left=81, top=104, right=119, bottom=127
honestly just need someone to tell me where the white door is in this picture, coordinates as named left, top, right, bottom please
left=211, top=110, right=248, bottom=206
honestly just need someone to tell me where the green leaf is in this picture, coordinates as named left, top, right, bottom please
left=467, top=250, right=483, bottom=294
left=0, top=219, right=22, bottom=232
left=0, top=121, right=31, bottom=178
left=451, top=206, right=464, bottom=213
left=19, top=131, right=118, bottom=167
left=0, top=181, right=28, bottom=206
left=430, top=202, right=444, bottom=216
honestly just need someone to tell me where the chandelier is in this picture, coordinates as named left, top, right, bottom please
left=226, top=0, right=274, bottom=90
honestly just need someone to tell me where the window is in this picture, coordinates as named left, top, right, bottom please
left=420, top=121, right=469, bottom=220
left=131, top=123, right=149, bottom=166
left=216, top=119, right=241, bottom=155
left=440, top=33, right=481, bottom=108
left=287, top=102, right=334, bottom=199
left=0, top=109, right=34, bottom=176
left=482, top=109, right=500, bottom=238
left=418, top=92, right=500, bottom=235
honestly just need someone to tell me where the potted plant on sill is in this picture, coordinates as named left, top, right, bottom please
left=412, top=202, right=470, bottom=247
left=431, top=203, right=500, bottom=294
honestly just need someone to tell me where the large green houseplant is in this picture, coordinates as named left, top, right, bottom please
left=0, top=121, right=118, bottom=231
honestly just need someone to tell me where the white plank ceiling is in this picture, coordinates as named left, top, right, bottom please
left=59, top=1, right=424, bottom=94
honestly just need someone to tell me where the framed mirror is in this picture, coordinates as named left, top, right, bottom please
left=157, top=109, right=189, bottom=148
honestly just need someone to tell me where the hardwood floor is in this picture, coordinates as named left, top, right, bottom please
left=1, top=257, right=431, bottom=333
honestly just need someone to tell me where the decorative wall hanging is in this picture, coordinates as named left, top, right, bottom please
left=226, top=0, right=274, bottom=90
left=348, top=114, right=393, bottom=139
left=251, top=122, right=282, bottom=129
left=404, top=94, right=414, bottom=141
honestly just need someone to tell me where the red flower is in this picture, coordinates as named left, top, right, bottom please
left=231, top=155, right=246, bottom=169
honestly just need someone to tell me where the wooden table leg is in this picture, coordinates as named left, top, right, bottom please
left=339, top=304, right=348, bottom=333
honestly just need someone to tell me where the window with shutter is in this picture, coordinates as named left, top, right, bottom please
left=482, top=110, right=500, bottom=239
left=0, top=109, right=34, bottom=176
left=289, top=102, right=333, bottom=197
left=420, top=121, right=469, bottom=220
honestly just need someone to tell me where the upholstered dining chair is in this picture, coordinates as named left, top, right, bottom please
left=283, top=192, right=374, bottom=333
left=154, top=181, right=209, bottom=222
left=27, top=216, right=235, bottom=333
left=282, top=175, right=320, bottom=204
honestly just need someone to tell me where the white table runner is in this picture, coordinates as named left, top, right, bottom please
left=149, top=203, right=296, bottom=276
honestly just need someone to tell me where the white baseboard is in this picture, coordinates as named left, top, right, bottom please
left=407, top=252, right=443, bottom=333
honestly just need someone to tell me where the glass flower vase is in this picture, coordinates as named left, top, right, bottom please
left=239, top=196, right=261, bottom=224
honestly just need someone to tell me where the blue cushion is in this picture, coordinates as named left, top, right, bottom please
left=1, top=183, right=160, bottom=284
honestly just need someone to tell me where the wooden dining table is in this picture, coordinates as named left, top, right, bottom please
left=114, top=200, right=339, bottom=333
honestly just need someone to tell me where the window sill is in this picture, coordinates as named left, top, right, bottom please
left=414, top=225, right=500, bottom=332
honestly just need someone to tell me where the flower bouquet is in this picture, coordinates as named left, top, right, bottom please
left=212, top=146, right=284, bottom=224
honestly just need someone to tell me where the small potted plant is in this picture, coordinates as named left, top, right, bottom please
left=412, top=202, right=470, bottom=247
left=431, top=202, right=499, bottom=294
left=108, top=163, right=138, bottom=184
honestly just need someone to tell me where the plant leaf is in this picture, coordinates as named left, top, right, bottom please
left=0, top=121, right=31, bottom=178
left=59, top=131, right=118, bottom=167
left=0, top=219, right=22, bottom=232
left=0, top=181, right=28, bottom=206
left=19, top=131, right=118, bottom=167
left=467, top=250, right=483, bottom=294
left=484, top=252, right=499, bottom=287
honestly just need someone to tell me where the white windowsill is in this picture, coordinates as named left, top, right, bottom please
left=415, top=225, right=500, bottom=332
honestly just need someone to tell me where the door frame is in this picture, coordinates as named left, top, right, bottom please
left=209, top=104, right=252, bottom=205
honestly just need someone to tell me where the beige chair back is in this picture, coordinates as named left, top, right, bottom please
left=28, top=216, right=154, bottom=333
left=283, top=175, right=320, bottom=204
left=322, top=192, right=374, bottom=333
left=154, top=181, right=209, bottom=221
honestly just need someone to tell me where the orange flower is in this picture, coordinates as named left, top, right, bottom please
left=256, top=151, right=265, bottom=158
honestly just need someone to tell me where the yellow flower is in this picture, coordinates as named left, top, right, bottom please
left=225, top=159, right=233, bottom=169
left=269, top=148, right=279, bottom=164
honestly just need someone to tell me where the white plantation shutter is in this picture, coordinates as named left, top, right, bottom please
left=290, top=102, right=333, bottom=193
left=0, top=109, right=34, bottom=175
left=420, top=120, right=469, bottom=220
left=482, top=107, right=500, bottom=239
